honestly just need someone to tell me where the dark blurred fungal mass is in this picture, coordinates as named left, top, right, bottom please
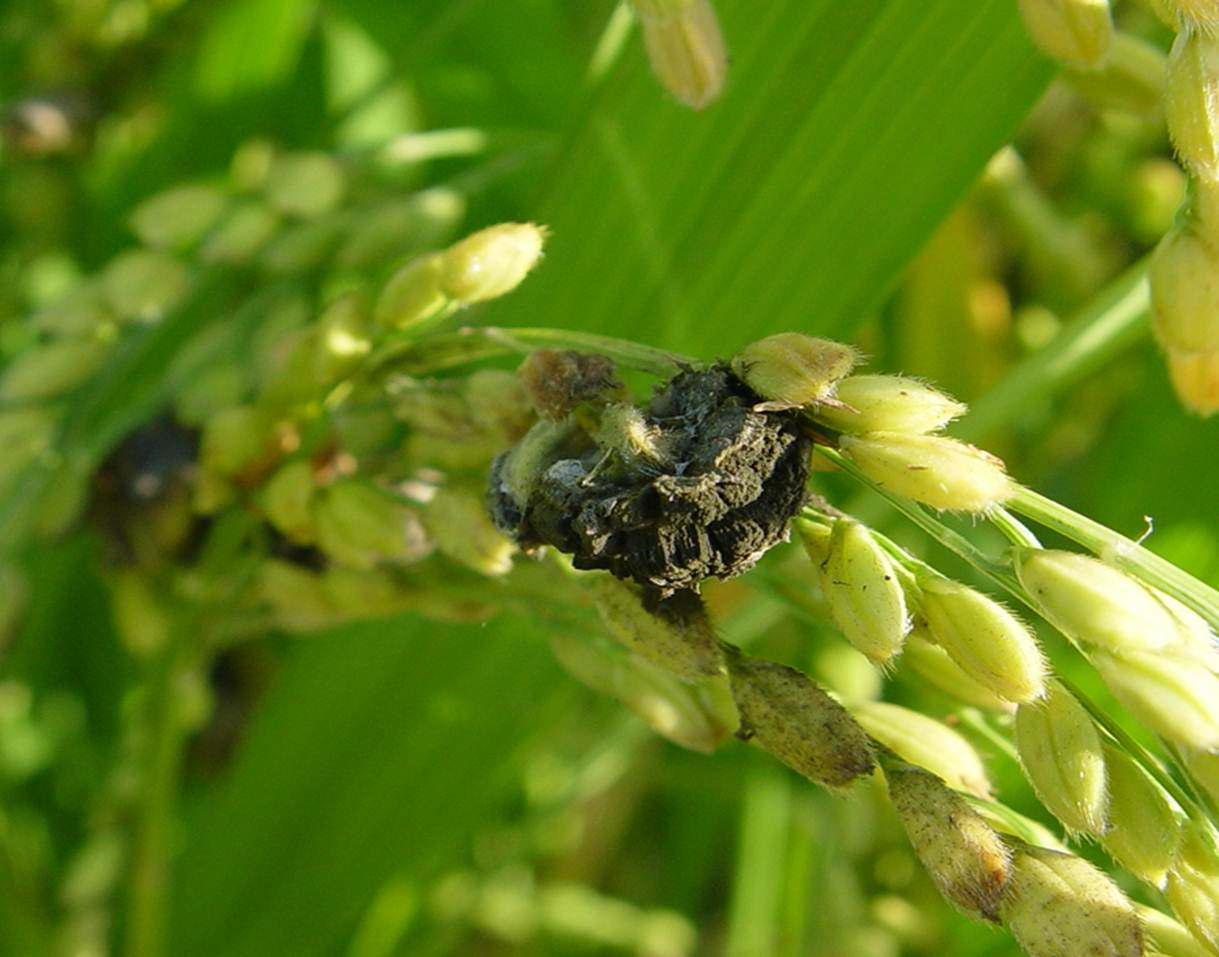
left=488, top=360, right=811, bottom=596
left=517, top=348, right=624, bottom=421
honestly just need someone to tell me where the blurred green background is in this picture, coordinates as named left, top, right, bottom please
left=2, top=1, right=1217, bottom=955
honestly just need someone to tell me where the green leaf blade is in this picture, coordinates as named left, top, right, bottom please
left=168, top=616, right=569, bottom=957
left=493, top=0, right=1052, bottom=354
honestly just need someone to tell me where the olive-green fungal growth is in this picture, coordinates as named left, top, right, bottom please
left=819, top=519, right=910, bottom=666
left=1099, top=744, right=1181, bottom=888
left=885, top=766, right=1010, bottom=921
left=727, top=651, right=874, bottom=788
left=731, top=332, right=859, bottom=408
left=813, top=374, right=967, bottom=435
left=1000, top=843, right=1143, bottom=957
left=919, top=577, right=1046, bottom=704
left=1015, top=681, right=1109, bottom=836
left=853, top=701, right=991, bottom=797
left=489, top=363, right=811, bottom=595
left=838, top=432, right=1014, bottom=513
left=586, top=577, right=724, bottom=680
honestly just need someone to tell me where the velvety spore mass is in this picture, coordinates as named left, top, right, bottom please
left=489, top=362, right=812, bottom=595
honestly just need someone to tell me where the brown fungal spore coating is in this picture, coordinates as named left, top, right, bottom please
left=727, top=651, right=876, bottom=788
left=887, top=766, right=1011, bottom=923
left=488, top=361, right=812, bottom=595
left=517, top=349, right=626, bottom=421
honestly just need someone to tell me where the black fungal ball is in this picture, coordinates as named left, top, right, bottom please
left=488, top=362, right=811, bottom=595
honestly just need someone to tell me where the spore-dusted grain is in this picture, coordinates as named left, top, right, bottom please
left=489, top=362, right=811, bottom=594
